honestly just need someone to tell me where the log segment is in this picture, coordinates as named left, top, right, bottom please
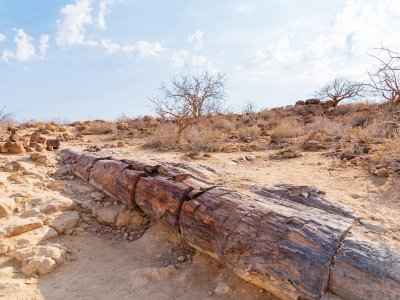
left=179, top=187, right=354, bottom=300
left=135, top=176, right=192, bottom=228
left=73, top=153, right=112, bottom=181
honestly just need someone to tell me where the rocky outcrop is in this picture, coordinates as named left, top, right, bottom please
left=56, top=148, right=400, bottom=300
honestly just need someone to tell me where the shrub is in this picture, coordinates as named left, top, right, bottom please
left=148, top=123, right=180, bottom=148
left=271, top=119, right=303, bottom=138
left=87, top=120, right=117, bottom=135
left=237, top=125, right=261, bottom=141
left=307, top=117, right=350, bottom=136
left=185, top=123, right=225, bottom=152
left=210, top=115, right=236, bottom=132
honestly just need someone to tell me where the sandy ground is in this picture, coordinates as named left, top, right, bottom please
left=0, top=133, right=399, bottom=300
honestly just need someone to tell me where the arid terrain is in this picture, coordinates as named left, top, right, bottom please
left=0, top=101, right=399, bottom=300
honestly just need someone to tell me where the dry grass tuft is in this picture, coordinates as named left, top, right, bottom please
left=148, top=123, right=179, bottom=149
left=237, top=125, right=261, bottom=141
left=185, top=122, right=226, bottom=152
left=271, top=119, right=303, bottom=138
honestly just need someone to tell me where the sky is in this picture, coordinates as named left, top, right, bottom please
left=0, top=0, right=400, bottom=121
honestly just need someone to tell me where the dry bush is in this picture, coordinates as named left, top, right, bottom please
left=237, top=125, right=261, bottom=141
left=210, top=115, right=236, bottom=132
left=87, top=120, right=117, bottom=135
left=148, top=123, right=180, bottom=148
left=307, top=117, right=350, bottom=136
left=185, top=122, right=226, bottom=152
left=0, top=108, right=13, bottom=138
left=271, top=119, right=303, bottom=138
left=371, top=130, right=400, bottom=164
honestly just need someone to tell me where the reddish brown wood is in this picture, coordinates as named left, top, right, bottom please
left=135, top=176, right=192, bottom=228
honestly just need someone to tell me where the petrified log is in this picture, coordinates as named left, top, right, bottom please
left=57, top=148, right=83, bottom=164
left=115, top=168, right=146, bottom=208
left=135, top=176, right=192, bottom=228
left=73, top=153, right=112, bottom=181
left=179, top=187, right=354, bottom=300
left=89, top=160, right=129, bottom=196
left=329, top=231, right=400, bottom=300
left=121, top=159, right=160, bottom=174
left=252, top=184, right=357, bottom=220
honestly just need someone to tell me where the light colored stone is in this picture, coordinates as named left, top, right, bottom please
left=0, top=216, right=43, bottom=239
left=21, top=256, right=57, bottom=276
left=96, top=206, right=119, bottom=225
left=47, top=180, right=66, bottom=192
left=115, top=209, right=131, bottom=227
left=46, top=210, right=79, bottom=234
left=0, top=198, right=16, bottom=217
left=40, top=197, right=74, bottom=214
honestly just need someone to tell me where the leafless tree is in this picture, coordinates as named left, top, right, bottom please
left=368, top=47, right=400, bottom=105
left=149, top=71, right=226, bottom=140
left=315, top=77, right=366, bottom=106
left=0, top=107, right=13, bottom=137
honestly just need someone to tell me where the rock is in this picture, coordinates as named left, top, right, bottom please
left=117, top=141, right=124, bottom=147
left=47, top=180, right=66, bottom=192
left=2, top=161, right=24, bottom=172
left=374, top=168, right=389, bottom=177
left=303, top=140, right=327, bottom=151
left=305, top=98, right=321, bottom=105
left=329, top=231, right=400, bottom=300
left=90, top=191, right=105, bottom=201
left=5, top=141, right=25, bottom=154
left=215, top=282, right=232, bottom=295
left=135, top=176, right=192, bottom=228
left=46, top=139, right=60, bottom=150
left=321, top=100, right=335, bottom=109
left=115, top=209, right=131, bottom=227
left=0, top=226, right=57, bottom=253
left=0, top=197, right=16, bottom=217
left=15, top=245, right=66, bottom=276
left=295, top=100, right=305, bottom=106
left=46, top=210, right=79, bottom=234
left=96, top=206, right=119, bottom=225
left=0, top=216, right=43, bottom=238
left=179, top=187, right=354, bottom=300
left=29, top=133, right=46, bottom=145
left=39, top=197, right=74, bottom=214
left=30, top=153, right=50, bottom=165
left=0, top=142, right=8, bottom=153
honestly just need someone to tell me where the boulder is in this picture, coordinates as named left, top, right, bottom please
left=96, top=206, right=120, bottom=225
left=303, top=140, right=327, bottom=151
left=179, top=187, right=354, bottom=300
left=29, top=133, right=46, bottom=145
left=4, top=141, right=25, bottom=154
left=46, top=210, right=79, bottom=234
left=46, top=139, right=61, bottom=150
left=135, top=176, right=192, bottom=228
left=305, top=98, right=321, bottom=105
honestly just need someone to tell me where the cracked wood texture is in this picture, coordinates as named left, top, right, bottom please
left=73, top=153, right=112, bottom=181
left=329, top=230, right=400, bottom=300
left=135, top=176, right=193, bottom=228
left=179, top=187, right=354, bottom=300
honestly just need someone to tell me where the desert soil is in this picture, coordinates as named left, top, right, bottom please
left=0, top=133, right=399, bottom=300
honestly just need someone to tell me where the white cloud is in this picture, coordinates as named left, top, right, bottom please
left=188, top=29, right=204, bottom=50
left=171, top=50, right=188, bottom=68
left=236, top=4, right=250, bottom=13
left=135, top=41, right=165, bottom=57
left=0, top=34, right=6, bottom=43
left=1, top=50, right=13, bottom=63
left=97, top=0, right=117, bottom=30
left=100, top=38, right=120, bottom=54
left=121, top=45, right=135, bottom=57
left=56, top=0, right=93, bottom=46
left=39, top=34, right=50, bottom=57
left=255, top=36, right=302, bottom=64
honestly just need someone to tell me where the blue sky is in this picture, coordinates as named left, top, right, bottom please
left=0, top=0, right=399, bottom=121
